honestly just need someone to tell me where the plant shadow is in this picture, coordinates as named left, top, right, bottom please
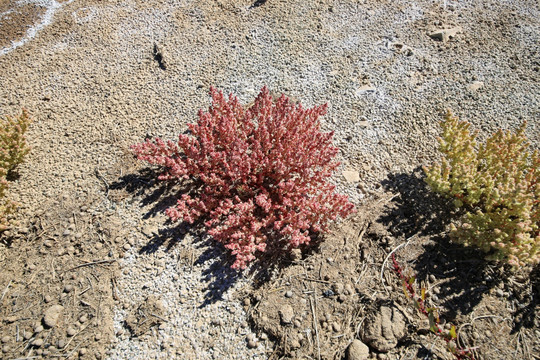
left=379, top=167, right=501, bottom=321
left=110, top=166, right=316, bottom=307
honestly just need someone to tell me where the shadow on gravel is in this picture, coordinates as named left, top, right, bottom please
left=111, top=167, right=307, bottom=307
left=379, top=167, right=499, bottom=320
left=510, top=263, right=539, bottom=334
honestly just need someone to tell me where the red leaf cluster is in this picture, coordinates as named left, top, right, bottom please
left=132, top=86, right=355, bottom=268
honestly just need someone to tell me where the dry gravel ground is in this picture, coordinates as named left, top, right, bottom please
left=0, top=0, right=539, bottom=359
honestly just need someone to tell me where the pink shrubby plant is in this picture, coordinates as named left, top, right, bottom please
left=132, top=86, right=355, bottom=269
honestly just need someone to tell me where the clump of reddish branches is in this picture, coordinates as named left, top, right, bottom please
left=132, top=86, right=355, bottom=269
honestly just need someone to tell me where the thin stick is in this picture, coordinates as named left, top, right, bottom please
left=310, top=295, right=321, bottom=360
left=380, top=235, right=416, bottom=293
left=0, top=279, right=13, bottom=304
left=151, top=313, right=168, bottom=322
left=65, top=259, right=116, bottom=272
left=301, top=277, right=331, bottom=284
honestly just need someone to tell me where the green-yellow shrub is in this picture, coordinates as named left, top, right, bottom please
left=0, top=109, right=31, bottom=232
left=424, top=111, right=539, bottom=268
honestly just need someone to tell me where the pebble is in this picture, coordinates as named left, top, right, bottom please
left=290, top=339, right=301, bottom=348
left=123, top=243, right=131, bottom=250
left=67, top=327, right=77, bottom=336
left=2, top=345, right=9, bottom=353
left=285, top=290, right=293, bottom=298
left=23, top=331, right=32, bottom=340
left=43, top=304, right=64, bottom=328
left=32, top=338, right=44, bottom=347
left=496, top=289, right=504, bottom=297
left=34, top=325, right=44, bottom=334
left=332, top=282, right=344, bottom=295
left=1, top=336, right=9, bottom=343
left=279, top=304, right=294, bottom=324
left=44, top=294, right=53, bottom=303
left=342, top=170, right=360, bottom=183
left=247, top=339, right=258, bottom=348
left=58, top=339, right=66, bottom=348
left=64, top=284, right=74, bottom=293
left=332, top=322, right=341, bottom=332
left=346, top=339, right=370, bottom=360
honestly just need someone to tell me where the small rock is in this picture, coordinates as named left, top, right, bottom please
left=355, top=84, right=376, bottom=95
left=346, top=339, right=370, bottom=360
left=32, top=338, right=44, bottom=347
left=332, top=322, right=341, bottom=332
left=323, top=289, right=335, bottom=297
left=43, top=304, right=64, bottom=328
left=338, top=294, right=348, bottom=303
left=332, top=282, right=344, bottom=295
left=2, top=345, right=9, bottom=353
left=34, top=325, right=44, bottom=334
left=279, top=304, right=294, bottom=324
left=57, top=339, right=66, bottom=348
left=285, top=290, right=293, bottom=298
left=67, top=327, right=77, bottom=337
left=243, top=298, right=251, bottom=306
left=141, top=225, right=158, bottom=237
left=247, top=339, right=258, bottom=348
left=467, top=81, right=484, bottom=91
left=62, top=229, right=71, bottom=237
left=1, top=336, right=10, bottom=343
left=79, top=315, right=88, bottom=323
left=44, top=295, right=53, bottom=303
left=123, top=243, right=131, bottom=251
left=294, top=320, right=302, bottom=328
left=496, top=288, right=504, bottom=297
left=79, top=348, right=87, bottom=356
left=342, top=170, right=360, bottom=183
left=23, top=331, right=32, bottom=340
left=290, top=339, right=301, bottom=348
left=259, top=333, right=268, bottom=341
left=64, top=285, right=74, bottom=293
left=429, top=26, right=462, bottom=42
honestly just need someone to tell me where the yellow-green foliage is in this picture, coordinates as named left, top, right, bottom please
left=0, top=109, right=31, bottom=232
left=424, top=111, right=539, bottom=268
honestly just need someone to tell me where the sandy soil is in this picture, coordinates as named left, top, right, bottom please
left=0, top=0, right=538, bottom=359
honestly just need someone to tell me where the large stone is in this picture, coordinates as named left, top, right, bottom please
left=43, top=305, right=64, bottom=328
left=346, top=339, right=370, bottom=360
left=360, top=304, right=406, bottom=352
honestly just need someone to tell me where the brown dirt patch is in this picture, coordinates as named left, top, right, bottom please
left=246, top=172, right=539, bottom=359
left=0, top=2, right=45, bottom=49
